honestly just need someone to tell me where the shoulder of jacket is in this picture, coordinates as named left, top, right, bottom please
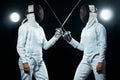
left=38, top=24, right=44, bottom=30
left=95, top=22, right=106, bottom=33
left=94, top=22, right=104, bottom=28
left=18, top=22, right=29, bottom=31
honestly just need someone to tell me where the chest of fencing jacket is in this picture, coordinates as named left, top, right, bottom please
left=69, top=13, right=107, bottom=62
left=80, top=22, right=107, bottom=62
left=17, top=20, right=58, bottom=63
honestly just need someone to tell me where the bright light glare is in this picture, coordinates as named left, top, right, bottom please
left=100, top=9, right=113, bottom=21
left=10, top=12, right=20, bottom=22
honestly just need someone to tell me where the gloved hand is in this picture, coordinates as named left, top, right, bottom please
left=62, top=31, right=72, bottom=42
left=55, top=28, right=63, bottom=38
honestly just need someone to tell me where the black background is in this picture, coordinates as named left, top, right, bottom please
left=0, top=0, right=120, bottom=80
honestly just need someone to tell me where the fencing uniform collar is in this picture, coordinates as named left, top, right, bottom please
left=85, top=12, right=98, bottom=29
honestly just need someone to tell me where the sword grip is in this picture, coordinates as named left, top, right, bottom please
left=55, top=28, right=63, bottom=35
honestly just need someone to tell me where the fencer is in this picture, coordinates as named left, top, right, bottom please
left=63, top=4, right=107, bottom=80
left=16, top=4, right=62, bottom=80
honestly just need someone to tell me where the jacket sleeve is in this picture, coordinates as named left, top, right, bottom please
left=42, top=29, right=59, bottom=50
left=69, top=38, right=84, bottom=51
left=97, top=24, right=107, bottom=62
left=16, top=25, right=28, bottom=63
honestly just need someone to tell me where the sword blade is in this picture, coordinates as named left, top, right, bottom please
left=44, top=0, right=82, bottom=32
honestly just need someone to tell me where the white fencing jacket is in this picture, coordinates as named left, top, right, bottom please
left=69, top=12, right=107, bottom=62
left=17, top=14, right=59, bottom=63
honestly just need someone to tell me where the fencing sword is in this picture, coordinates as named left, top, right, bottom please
left=44, top=0, right=82, bottom=33
left=44, top=0, right=66, bottom=32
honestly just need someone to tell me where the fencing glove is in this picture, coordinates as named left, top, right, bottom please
left=62, top=31, right=72, bottom=42
left=55, top=28, right=63, bottom=38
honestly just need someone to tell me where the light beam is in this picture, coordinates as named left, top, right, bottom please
left=100, top=8, right=113, bottom=21
left=10, top=12, right=20, bottom=22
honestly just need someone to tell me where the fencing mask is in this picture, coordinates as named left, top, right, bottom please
left=80, top=4, right=97, bottom=24
left=26, top=4, right=44, bottom=23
